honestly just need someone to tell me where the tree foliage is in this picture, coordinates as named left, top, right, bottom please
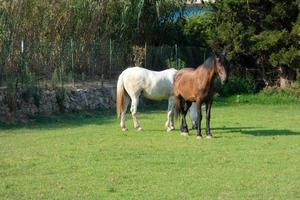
left=0, top=0, right=299, bottom=88
left=0, top=0, right=182, bottom=83
left=182, top=12, right=215, bottom=47
left=207, top=0, right=299, bottom=85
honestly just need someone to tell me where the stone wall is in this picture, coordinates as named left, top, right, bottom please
left=0, top=82, right=116, bottom=123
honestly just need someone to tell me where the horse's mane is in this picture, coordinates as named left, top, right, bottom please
left=203, top=54, right=227, bottom=69
left=203, top=56, right=215, bottom=68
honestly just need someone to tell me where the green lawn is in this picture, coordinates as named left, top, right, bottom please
left=1, top=100, right=300, bottom=199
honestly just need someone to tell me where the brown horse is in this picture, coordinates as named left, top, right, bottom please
left=174, top=54, right=228, bottom=139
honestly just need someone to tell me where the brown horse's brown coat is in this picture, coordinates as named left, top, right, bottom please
left=173, top=55, right=228, bottom=138
left=174, top=66, right=216, bottom=103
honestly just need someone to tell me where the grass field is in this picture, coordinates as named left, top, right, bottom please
left=1, top=97, right=300, bottom=199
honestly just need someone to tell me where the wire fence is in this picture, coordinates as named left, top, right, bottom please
left=0, top=39, right=208, bottom=87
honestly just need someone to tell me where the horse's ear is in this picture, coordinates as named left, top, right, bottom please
left=221, top=49, right=226, bottom=56
left=212, top=51, right=218, bottom=58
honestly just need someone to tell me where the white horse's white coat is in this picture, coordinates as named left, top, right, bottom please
left=116, top=66, right=196, bottom=131
left=189, top=104, right=197, bottom=128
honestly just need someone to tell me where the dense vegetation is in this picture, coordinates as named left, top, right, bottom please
left=0, top=0, right=182, bottom=84
left=210, top=0, right=299, bottom=88
left=181, top=0, right=299, bottom=88
left=0, top=0, right=299, bottom=93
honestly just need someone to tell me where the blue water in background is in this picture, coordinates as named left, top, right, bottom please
left=174, top=6, right=212, bottom=19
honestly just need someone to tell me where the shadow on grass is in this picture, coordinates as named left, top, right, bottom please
left=0, top=101, right=170, bottom=133
left=241, top=129, right=300, bottom=136
left=0, top=98, right=224, bottom=132
left=0, top=109, right=117, bottom=132
left=213, top=127, right=300, bottom=136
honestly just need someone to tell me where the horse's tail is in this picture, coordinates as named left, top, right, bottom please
left=116, top=72, right=126, bottom=118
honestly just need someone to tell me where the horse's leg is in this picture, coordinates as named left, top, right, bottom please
left=179, top=97, right=185, bottom=134
left=189, top=102, right=198, bottom=129
left=165, top=96, right=176, bottom=132
left=205, top=99, right=213, bottom=139
left=196, top=100, right=203, bottom=140
left=120, top=95, right=130, bottom=131
left=180, top=100, right=192, bottom=136
left=170, top=103, right=175, bottom=130
left=130, top=95, right=143, bottom=131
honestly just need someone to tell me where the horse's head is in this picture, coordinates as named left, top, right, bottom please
left=214, top=54, right=228, bottom=84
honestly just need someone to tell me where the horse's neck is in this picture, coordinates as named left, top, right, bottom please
left=195, top=66, right=216, bottom=85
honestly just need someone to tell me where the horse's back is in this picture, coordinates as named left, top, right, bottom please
left=174, top=68, right=199, bottom=100
left=175, top=68, right=196, bottom=85
left=121, top=66, right=177, bottom=100
left=174, top=65, right=216, bottom=101
left=121, top=66, right=175, bottom=81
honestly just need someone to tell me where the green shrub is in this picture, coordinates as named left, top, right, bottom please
left=21, top=86, right=42, bottom=108
left=216, top=76, right=257, bottom=97
left=51, top=66, right=68, bottom=112
left=20, top=72, right=42, bottom=108
left=4, top=77, right=18, bottom=112
left=55, top=87, right=67, bottom=113
left=259, top=84, right=300, bottom=99
left=215, top=93, right=299, bottom=105
left=215, top=80, right=300, bottom=105
left=166, top=58, right=186, bottom=69
left=51, top=66, right=66, bottom=88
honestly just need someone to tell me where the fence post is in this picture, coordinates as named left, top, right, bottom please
left=109, top=38, right=112, bottom=79
left=144, top=42, right=147, bottom=68
left=175, top=44, right=178, bottom=69
left=20, top=40, right=25, bottom=87
left=21, top=40, right=24, bottom=54
left=70, top=38, right=75, bottom=86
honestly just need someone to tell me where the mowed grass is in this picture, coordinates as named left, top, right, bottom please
left=1, top=100, right=300, bottom=199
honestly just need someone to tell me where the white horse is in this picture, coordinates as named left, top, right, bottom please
left=116, top=66, right=197, bottom=131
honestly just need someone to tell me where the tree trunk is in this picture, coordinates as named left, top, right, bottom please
left=278, top=66, right=296, bottom=88
left=296, top=69, right=300, bottom=80
left=261, top=65, right=269, bottom=86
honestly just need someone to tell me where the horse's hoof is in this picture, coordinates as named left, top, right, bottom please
left=206, top=135, right=212, bottom=139
left=122, top=128, right=128, bottom=131
left=191, top=124, right=197, bottom=129
left=165, top=122, right=169, bottom=129
left=166, top=126, right=175, bottom=132
left=137, top=127, right=143, bottom=131
left=196, top=136, right=202, bottom=140
left=180, top=132, right=189, bottom=136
